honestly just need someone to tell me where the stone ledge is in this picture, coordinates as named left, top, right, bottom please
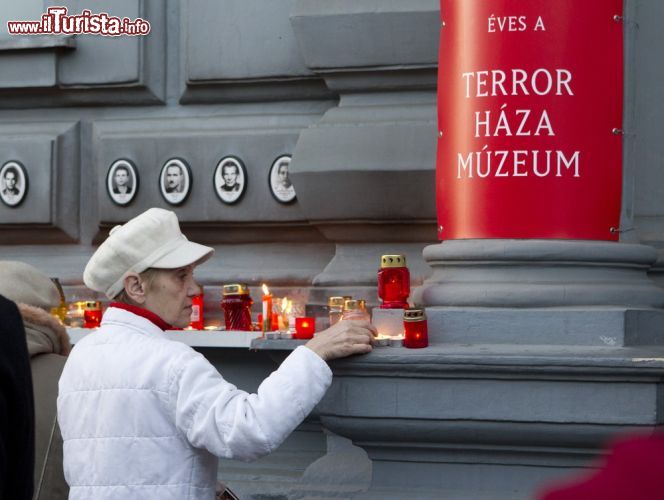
left=425, top=307, right=664, bottom=347
left=0, top=36, right=75, bottom=52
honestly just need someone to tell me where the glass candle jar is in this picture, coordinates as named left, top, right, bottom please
left=327, top=296, right=345, bottom=326
left=83, top=301, right=102, bottom=328
left=50, top=277, right=68, bottom=322
left=342, top=299, right=370, bottom=322
left=377, top=254, right=410, bottom=309
left=403, top=308, right=428, bottom=348
left=189, top=288, right=204, bottom=330
left=221, top=284, right=253, bottom=331
left=294, top=317, right=316, bottom=339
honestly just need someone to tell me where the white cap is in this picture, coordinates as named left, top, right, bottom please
left=84, top=208, right=214, bottom=299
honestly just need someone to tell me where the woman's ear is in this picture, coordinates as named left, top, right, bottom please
left=123, top=272, right=146, bottom=304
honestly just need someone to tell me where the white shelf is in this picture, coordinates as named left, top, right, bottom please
left=67, top=328, right=262, bottom=348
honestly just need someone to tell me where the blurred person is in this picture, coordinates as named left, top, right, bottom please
left=0, top=294, right=35, bottom=500
left=537, top=431, right=664, bottom=500
left=58, top=208, right=376, bottom=499
left=0, top=262, right=71, bottom=500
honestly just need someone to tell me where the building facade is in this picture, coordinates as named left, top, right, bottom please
left=1, top=1, right=663, bottom=498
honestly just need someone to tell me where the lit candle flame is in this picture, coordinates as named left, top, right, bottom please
left=281, top=297, right=293, bottom=315
left=262, top=284, right=270, bottom=296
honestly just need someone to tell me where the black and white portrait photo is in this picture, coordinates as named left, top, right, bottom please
left=106, top=159, right=138, bottom=206
left=159, top=158, right=191, bottom=206
left=269, top=155, right=296, bottom=204
left=214, top=156, right=246, bottom=205
left=0, top=161, right=28, bottom=208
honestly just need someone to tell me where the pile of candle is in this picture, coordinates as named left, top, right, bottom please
left=259, top=284, right=315, bottom=339
left=181, top=256, right=430, bottom=350
left=62, top=300, right=103, bottom=328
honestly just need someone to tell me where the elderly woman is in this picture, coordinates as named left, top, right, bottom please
left=58, top=208, right=376, bottom=500
left=0, top=261, right=70, bottom=500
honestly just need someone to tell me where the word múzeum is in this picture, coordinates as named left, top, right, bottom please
left=457, top=149, right=580, bottom=178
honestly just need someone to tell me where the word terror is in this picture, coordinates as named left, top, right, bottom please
left=462, top=68, right=574, bottom=98
left=457, top=148, right=581, bottom=179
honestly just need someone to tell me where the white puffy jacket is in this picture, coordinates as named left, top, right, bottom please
left=57, top=307, right=332, bottom=499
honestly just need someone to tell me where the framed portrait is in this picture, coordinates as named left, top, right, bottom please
left=268, top=155, right=296, bottom=204
left=214, top=156, right=247, bottom=205
left=159, top=158, right=192, bottom=206
left=106, top=159, right=139, bottom=206
left=0, top=160, right=28, bottom=208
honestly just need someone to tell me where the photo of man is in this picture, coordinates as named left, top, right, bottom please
left=159, top=158, right=191, bottom=206
left=221, top=163, right=241, bottom=193
left=106, top=160, right=138, bottom=206
left=269, top=155, right=296, bottom=203
left=164, top=164, right=185, bottom=194
left=0, top=161, right=28, bottom=207
left=2, top=167, right=19, bottom=197
left=112, top=166, right=133, bottom=195
left=214, top=156, right=246, bottom=204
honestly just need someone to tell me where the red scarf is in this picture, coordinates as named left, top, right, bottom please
left=108, top=302, right=174, bottom=331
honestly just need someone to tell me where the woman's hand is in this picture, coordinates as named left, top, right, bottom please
left=305, top=320, right=377, bottom=362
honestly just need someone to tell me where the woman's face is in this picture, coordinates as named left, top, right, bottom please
left=142, top=266, right=200, bottom=327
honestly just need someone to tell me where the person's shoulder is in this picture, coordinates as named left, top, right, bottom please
left=67, top=327, right=195, bottom=368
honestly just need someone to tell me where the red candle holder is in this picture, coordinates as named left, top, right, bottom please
left=403, top=308, right=428, bottom=348
left=294, top=317, right=315, bottom=339
left=221, top=284, right=253, bottom=331
left=83, top=301, right=102, bottom=328
left=189, top=290, right=204, bottom=330
left=378, top=254, right=410, bottom=309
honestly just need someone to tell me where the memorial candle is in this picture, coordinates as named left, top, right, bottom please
left=262, top=284, right=272, bottom=333
left=294, top=317, right=315, bottom=339
left=377, top=254, right=410, bottom=309
left=83, top=301, right=102, bottom=328
left=221, top=283, right=253, bottom=331
left=403, top=308, right=428, bottom=349
left=189, top=288, right=204, bottom=330
left=279, top=297, right=292, bottom=331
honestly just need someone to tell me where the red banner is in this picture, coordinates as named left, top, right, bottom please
left=437, top=0, right=623, bottom=240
